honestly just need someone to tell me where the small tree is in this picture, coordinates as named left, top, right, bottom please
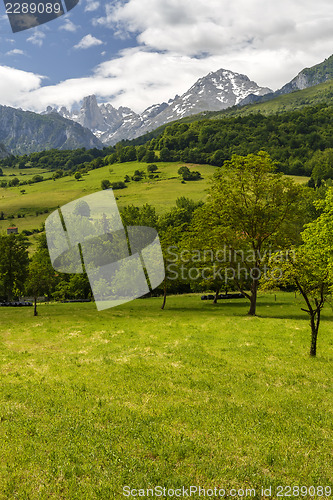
left=178, top=166, right=202, bottom=181
left=101, top=179, right=111, bottom=190
left=147, top=164, right=158, bottom=174
left=73, top=200, right=91, bottom=218
left=25, top=249, right=56, bottom=316
left=132, top=170, right=145, bottom=181
left=265, top=188, right=333, bottom=356
left=74, top=172, right=82, bottom=181
left=0, top=233, right=29, bottom=301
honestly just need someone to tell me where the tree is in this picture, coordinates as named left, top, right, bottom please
left=143, top=150, right=157, bottom=163
left=32, top=175, right=43, bottom=183
left=194, top=152, right=301, bottom=315
left=8, top=177, right=19, bottom=187
left=132, top=170, right=145, bottom=181
left=73, top=200, right=91, bottom=218
left=147, top=164, right=158, bottom=174
left=25, top=249, right=56, bottom=316
left=101, top=179, right=111, bottom=190
left=308, top=149, right=333, bottom=186
left=121, top=203, right=158, bottom=229
left=74, top=172, right=82, bottom=181
left=266, top=188, right=333, bottom=356
left=178, top=165, right=202, bottom=181
left=0, top=234, right=29, bottom=301
left=159, top=147, right=172, bottom=162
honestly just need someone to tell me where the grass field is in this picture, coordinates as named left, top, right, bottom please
left=0, top=161, right=309, bottom=236
left=0, top=293, right=332, bottom=499
left=0, top=162, right=216, bottom=233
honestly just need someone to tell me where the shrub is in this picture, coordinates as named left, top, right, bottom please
left=178, top=166, right=202, bottom=181
left=101, top=179, right=111, bottom=190
left=32, top=175, right=44, bottom=183
left=111, top=181, right=126, bottom=190
left=8, top=177, right=19, bottom=187
left=147, top=164, right=158, bottom=173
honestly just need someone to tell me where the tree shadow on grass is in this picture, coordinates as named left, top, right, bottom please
left=159, top=299, right=333, bottom=322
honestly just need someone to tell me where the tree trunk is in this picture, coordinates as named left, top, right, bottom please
left=213, top=287, right=220, bottom=304
left=248, top=277, right=258, bottom=316
left=309, top=310, right=320, bottom=357
left=161, top=278, right=167, bottom=310
left=34, top=296, right=38, bottom=316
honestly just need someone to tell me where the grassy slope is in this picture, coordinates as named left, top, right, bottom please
left=0, top=293, right=332, bottom=498
left=220, top=79, right=333, bottom=118
left=0, top=161, right=309, bottom=235
left=0, top=162, right=216, bottom=233
left=0, top=166, right=47, bottom=181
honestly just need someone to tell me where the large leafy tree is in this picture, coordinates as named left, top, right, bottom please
left=0, top=233, right=29, bottom=301
left=189, top=152, right=301, bottom=315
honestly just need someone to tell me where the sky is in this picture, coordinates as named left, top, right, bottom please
left=0, top=0, right=332, bottom=113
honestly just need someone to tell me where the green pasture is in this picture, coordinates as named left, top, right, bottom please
left=0, top=293, right=332, bottom=499
left=0, top=162, right=215, bottom=232
left=0, top=161, right=309, bottom=234
left=0, top=166, right=48, bottom=181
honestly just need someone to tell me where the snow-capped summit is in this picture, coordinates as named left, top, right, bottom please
left=44, top=68, right=272, bottom=145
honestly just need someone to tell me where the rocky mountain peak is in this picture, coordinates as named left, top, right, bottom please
left=42, top=67, right=272, bottom=145
left=79, top=94, right=107, bottom=131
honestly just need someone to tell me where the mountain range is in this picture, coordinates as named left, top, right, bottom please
left=239, top=54, right=333, bottom=106
left=0, top=105, right=103, bottom=155
left=45, top=69, right=272, bottom=145
left=1, top=54, right=333, bottom=155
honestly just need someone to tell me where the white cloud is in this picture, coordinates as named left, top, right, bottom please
left=1, top=0, right=333, bottom=115
left=59, top=19, right=79, bottom=32
left=6, top=49, right=25, bottom=56
left=98, top=0, right=333, bottom=54
left=74, top=34, right=104, bottom=49
left=27, top=30, right=46, bottom=47
left=93, top=0, right=333, bottom=90
left=85, top=0, right=100, bottom=12
left=0, top=66, right=43, bottom=105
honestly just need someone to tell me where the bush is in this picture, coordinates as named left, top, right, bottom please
left=101, top=179, right=111, bottom=190
left=132, top=170, right=145, bottom=182
left=8, top=177, right=19, bottom=187
left=111, top=181, right=126, bottom=190
left=178, top=166, right=202, bottom=181
left=147, top=164, right=158, bottom=173
left=32, top=175, right=44, bottom=183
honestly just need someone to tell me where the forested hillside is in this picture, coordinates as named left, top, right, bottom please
left=127, top=104, right=333, bottom=176
left=2, top=102, right=333, bottom=180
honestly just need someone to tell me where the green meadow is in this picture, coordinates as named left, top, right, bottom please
left=0, top=162, right=216, bottom=233
left=0, top=160, right=309, bottom=235
left=0, top=293, right=332, bottom=499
